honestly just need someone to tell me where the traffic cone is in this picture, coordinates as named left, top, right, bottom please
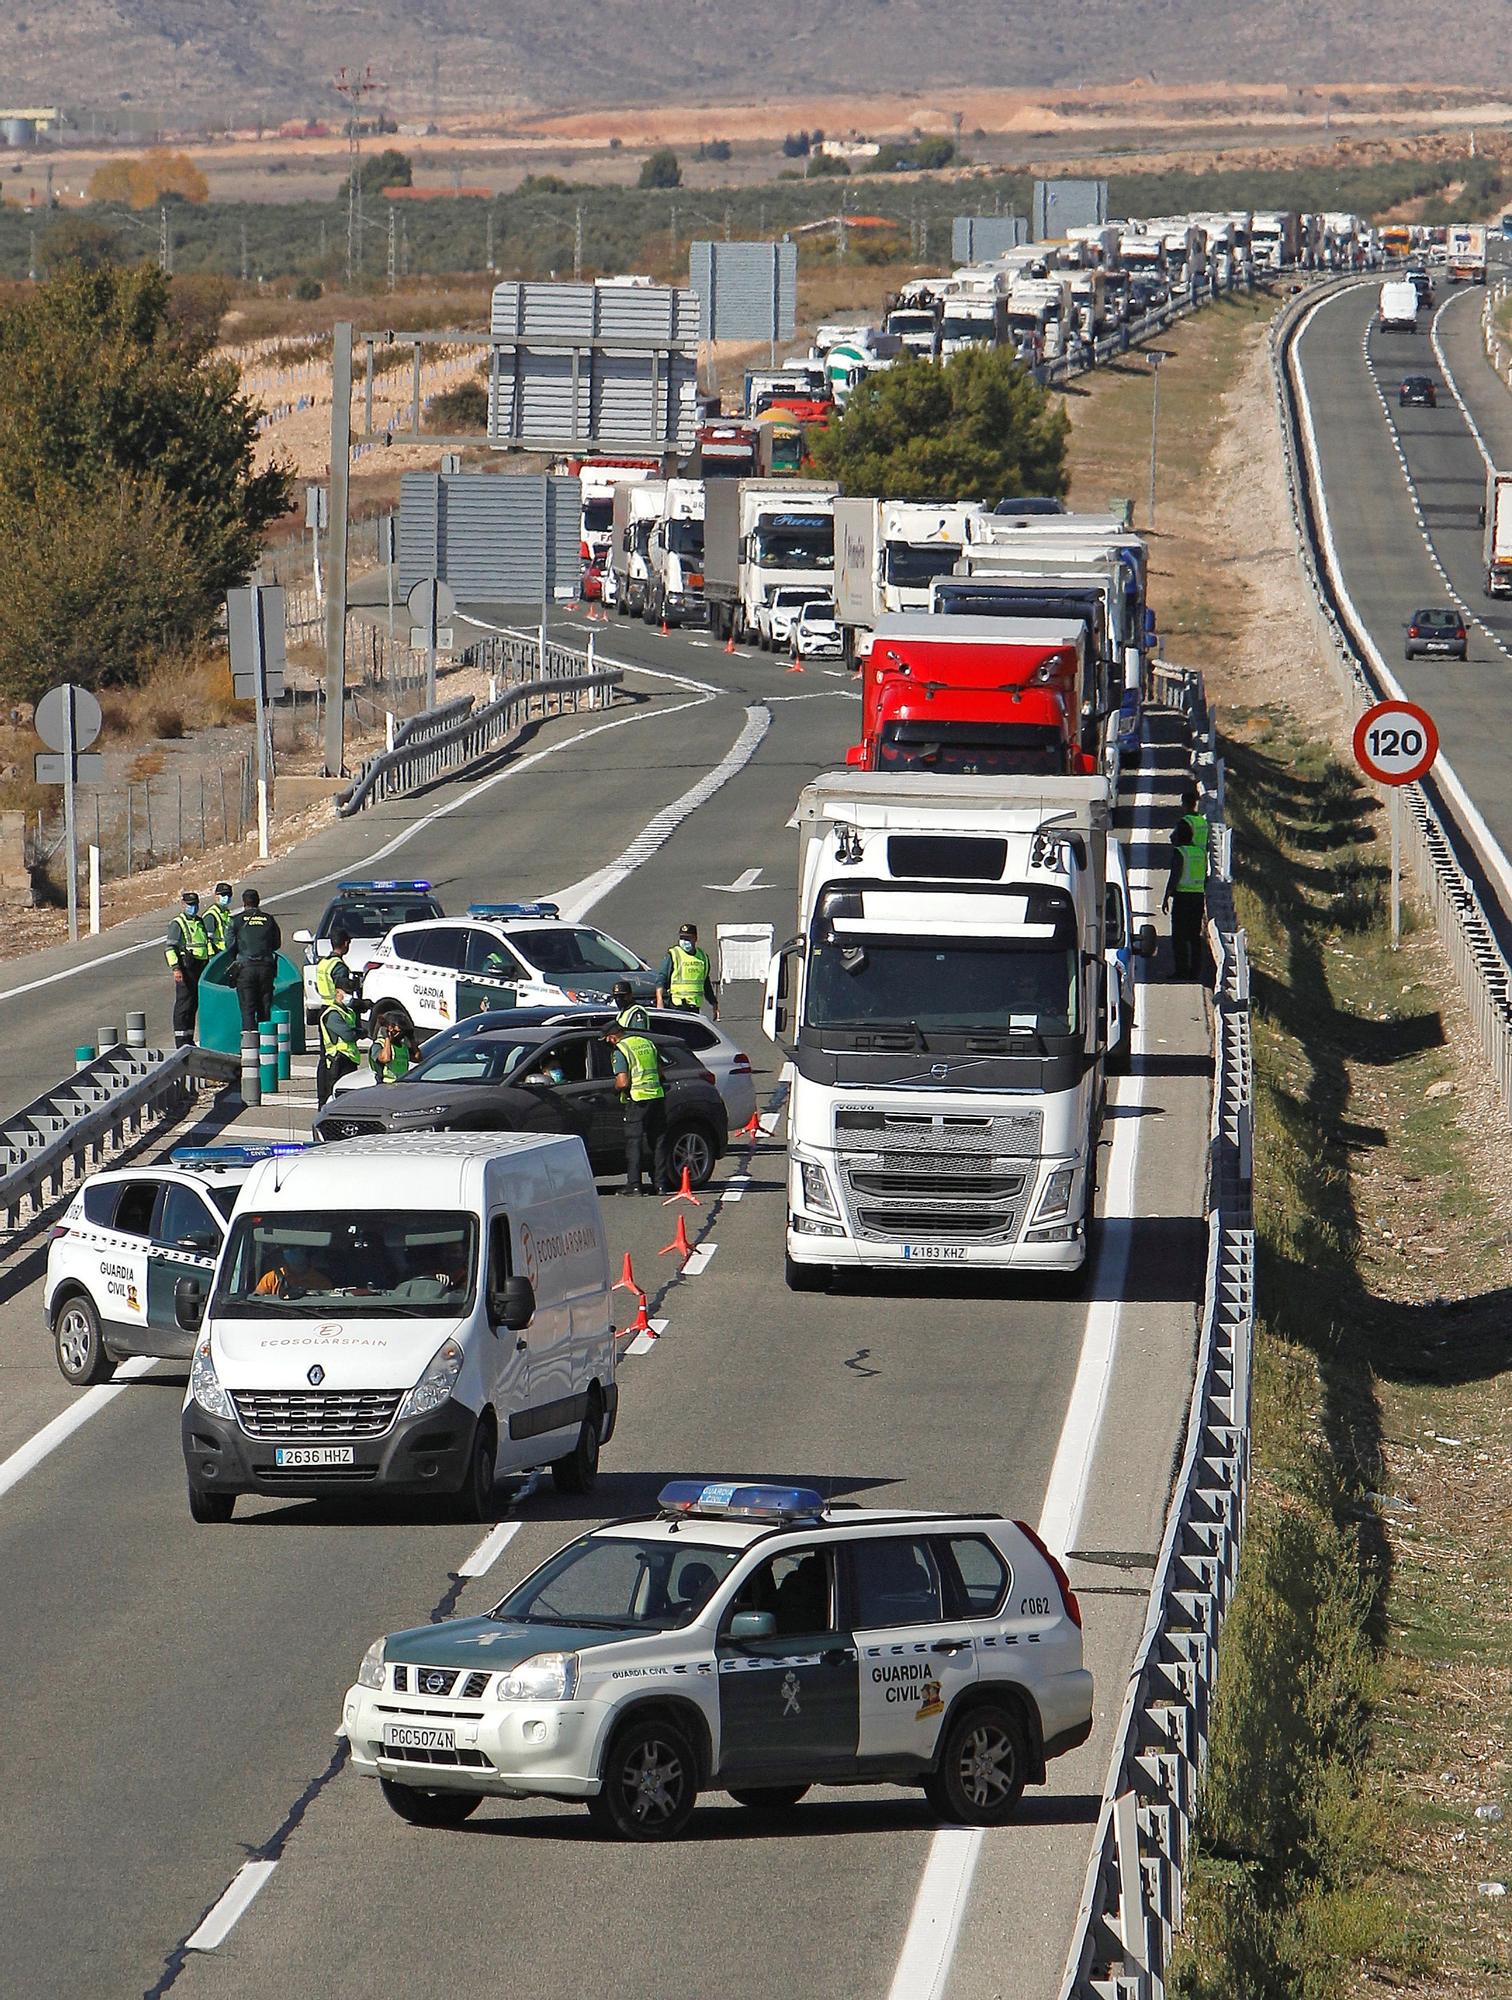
left=662, top=1164, right=701, bottom=1207
left=629, top=1290, right=655, bottom=1337
left=659, top=616, right=671, bottom=638
left=660, top=1213, right=693, bottom=1261
left=614, top=1251, right=639, bottom=1294
left=740, top=1109, right=762, bottom=1141
left=787, top=654, right=806, bottom=674
left=724, top=630, right=736, bottom=655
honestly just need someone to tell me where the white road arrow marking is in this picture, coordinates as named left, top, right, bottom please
left=702, top=866, right=770, bottom=893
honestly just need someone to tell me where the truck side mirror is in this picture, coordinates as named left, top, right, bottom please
left=1136, top=924, right=1158, bottom=960
left=845, top=742, right=865, bottom=767
left=763, top=940, right=802, bottom=1049
left=174, top=1277, right=206, bottom=1332
left=492, top=1275, right=536, bottom=1332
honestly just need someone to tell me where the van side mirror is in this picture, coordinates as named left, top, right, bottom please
left=175, top=1277, right=206, bottom=1332
left=492, top=1274, right=535, bottom=1332
left=729, top=1610, right=776, bottom=1642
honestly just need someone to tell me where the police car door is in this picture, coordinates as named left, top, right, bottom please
left=847, top=1534, right=978, bottom=1771
left=88, top=1178, right=158, bottom=1340
left=457, top=929, right=523, bottom=1022
left=148, top=1183, right=224, bottom=1352
left=715, top=1547, right=859, bottom=1784
left=390, top=925, right=467, bottom=1030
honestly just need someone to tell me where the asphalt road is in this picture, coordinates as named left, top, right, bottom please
left=0, top=612, right=1210, bottom=2000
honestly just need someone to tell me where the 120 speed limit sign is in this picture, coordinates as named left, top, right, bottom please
left=1353, top=700, right=1438, bottom=786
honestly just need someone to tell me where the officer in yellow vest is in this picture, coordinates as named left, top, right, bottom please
left=315, top=926, right=360, bottom=1016
left=165, top=889, right=211, bottom=1047
left=370, top=1020, right=418, bottom=1083
left=606, top=1023, right=666, bottom=1196
left=610, top=979, right=650, bottom=1032
left=317, top=994, right=361, bottom=1106
left=1162, top=783, right=1210, bottom=980
left=202, top=883, right=235, bottom=957
left=655, top=922, right=719, bottom=1020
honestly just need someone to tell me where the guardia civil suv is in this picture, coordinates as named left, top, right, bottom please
left=339, top=1481, right=1092, bottom=1838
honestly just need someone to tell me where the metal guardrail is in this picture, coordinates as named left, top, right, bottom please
left=1059, top=665, right=1254, bottom=1999
left=390, top=693, right=474, bottom=750
left=0, top=1043, right=239, bottom=1236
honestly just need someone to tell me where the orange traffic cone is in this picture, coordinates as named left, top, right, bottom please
left=660, top=1213, right=693, bottom=1261
left=659, top=617, right=671, bottom=637
left=787, top=655, right=805, bottom=674
left=724, top=630, right=736, bottom=655
left=614, top=1251, right=639, bottom=1294
left=662, top=1164, right=701, bottom=1207
left=629, top=1290, right=655, bottom=1337
left=740, top=1109, right=762, bottom=1141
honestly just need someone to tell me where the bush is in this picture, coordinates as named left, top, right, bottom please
left=638, top=148, right=682, bottom=191
left=867, top=135, right=956, bottom=173
left=293, top=276, right=323, bottom=301
left=347, top=148, right=412, bottom=200
left=781, top=131, right=812, bottom=158
left=426, top=380, right=488, bottom=432
left=700, top=139, right=732, bottom=163
left=807, top=153, right=850, bottom=178
left=87, top=149, right=209, bottom=208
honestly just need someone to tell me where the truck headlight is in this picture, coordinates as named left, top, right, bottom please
left=189, top=1339, right=230, bottom=1419
left=800, top=1161, right=838, bottom=1216
left=1033, top=1167, right=1076, bottom=1223
left=497, top=1652, right=579, bottom=1703
left=397, top=1338, right=464, bottom=1421
left=357, top=1638, right=386, bottom=1690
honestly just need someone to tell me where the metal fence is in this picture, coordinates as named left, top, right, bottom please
left=1058, top=665, right=1255, bottom=1998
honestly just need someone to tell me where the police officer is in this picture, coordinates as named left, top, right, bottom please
left=369, top=1019, right=418, bottom=1084
left=656, top=921, right=719, bottom=1020
left=610, top=979, right=650, bottom=1032
left=202, top=882, right=235, bottom=957
left=317, top=991, right=361, bottom=1105
left=315, top=926, right=359, bottom=1015
left=1162, top=783, right=1210, bottom=980
left=225, top=888, right=282, bottom=1034
left=606, top=1023, right=665, bottom=1196
left=165, top=889, right=211, bottom=1047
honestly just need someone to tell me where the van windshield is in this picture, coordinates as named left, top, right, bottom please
left=217, top=1211, right=478, bottom=1315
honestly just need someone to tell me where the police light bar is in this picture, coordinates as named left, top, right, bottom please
left=467, top=902, right=561, bottom=921
left=337, top=879, right=432, bottom=893
left=170, top=1144, right=305, bottom=1168
left=657, top=1481, right=826, bottom=1523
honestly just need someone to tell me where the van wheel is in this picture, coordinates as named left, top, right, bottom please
left=552, top=1395, right=601, bottom=1494
left=188, top=1483, right=236, bottom=1524
left=457, top=1416, right=498, bottom=1522
left=380, top=1778, right=481, bottom=1827
left=54, top=1293, right=112, bottom=1386
left=661, top=1122, right=717, bottom=1189
left=587, top=1713, right=698, bottom=1840
left=923, top=1701, right=1028, bottom=1826
left=784, top=1254, right=832, bottom=1293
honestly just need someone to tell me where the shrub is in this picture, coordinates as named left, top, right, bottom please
left=638, top=148, right=682, bottom=191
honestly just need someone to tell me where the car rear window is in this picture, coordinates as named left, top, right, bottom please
left=1414, top=609, right=1457, bottom=628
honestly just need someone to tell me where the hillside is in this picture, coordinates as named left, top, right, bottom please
left=2, top=0, right=1509, bottom=127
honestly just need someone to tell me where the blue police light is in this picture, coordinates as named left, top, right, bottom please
left=337, top=879, right=432, bottom=893
left=170, top=1144, right=305, bottom=1168
left=657, top=1481, right=827, bottom=1523
left=467, top=902, right=561, bottom=921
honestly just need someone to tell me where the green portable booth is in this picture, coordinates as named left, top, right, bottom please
left=195, top=950, right=308, bottom=1056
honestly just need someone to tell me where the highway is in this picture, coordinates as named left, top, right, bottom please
left=0, top=611, right=1210, bottom=2000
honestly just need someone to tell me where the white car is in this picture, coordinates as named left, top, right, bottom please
left=330, top=1003, right=758, bottom=1130
left=44, top=1145, right=292, bottom=1384
left=340, top=1480, right=1093, bottom=1837
left=758, top=587, right=832, bottom=652
left=360, top=903, right=657, bottom=1040
left=292, top=880, right=444, bottom=1024
left=790, top=600, right=844, bottom=663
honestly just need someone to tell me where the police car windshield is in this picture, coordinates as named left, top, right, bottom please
left=408, top=1040, right=536, bottom=1086
left=322, top=897, right=439, bottom=937
left=494, top=1535, right=741, bottom=1631
left=218, top=1212, right=477, bottom=1314
left=515, top=927, right=642, bottom=975
left=205, top=1186, right=241, bottom=1221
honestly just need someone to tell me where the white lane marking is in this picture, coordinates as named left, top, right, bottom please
left=184, top=1860, right=279, bottom=1952
left=459, top=1520, right=521, bottom=1579
left=703, top=867, right=769, bottom=893
left=548, top=705, right=771, bottom=922
left=1292, top=288, right=1512, bottom=915
left=723, top=1175, right=750, bottom=1202
left=624, top=1318, right=668, bottom=1356
left=758, top=1111, right=782, bottom=1135
left=681, top=1242, right=717, bottom=1277
left=0, top=1357, right=155, bottom=1502
left=885, top=1829, right=985, bottom=2000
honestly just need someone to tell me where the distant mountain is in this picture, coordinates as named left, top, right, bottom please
left=0, top=0, right=1502, bottom=127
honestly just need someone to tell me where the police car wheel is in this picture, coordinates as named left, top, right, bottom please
left=187, top=1483, right=236, bottom=1524
left=551, top=1396, right=601, bottom=1494
left=379, top=1778, right=482, bottom=1827
left=728, top=1784, right=809, bottom=1811
left=924, top=1702, right=1028, bottom=1825
left=587, top=1715, right=699, bottom=1840
left=54, top=1293, right=112, bottom=1386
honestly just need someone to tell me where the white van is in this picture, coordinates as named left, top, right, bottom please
left=177, top=1133, right=616, bottom=1524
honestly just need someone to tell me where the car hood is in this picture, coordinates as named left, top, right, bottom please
left=382, top=1616, right=635, bottom=1672
left=535, top=970, right=656, bottom=1001
left=210, top=1314, right=467, bottom=1390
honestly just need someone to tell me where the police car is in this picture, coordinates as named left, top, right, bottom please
left=44, top=1146, right=297, bottom=1385
left=292, top=880, right=444, bottom=1022
left=359, top=903, right=658, bottom=1040
left=340, top=1480, right=1092, bottom=1838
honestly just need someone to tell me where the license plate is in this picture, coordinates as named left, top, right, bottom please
left=382, top=1723, right=455, bottom=1752
left=902, top=1245, right=967, bottom=1261
left=274, top=1445, right=355, bottom=1467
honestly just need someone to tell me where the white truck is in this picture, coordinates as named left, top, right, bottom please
left=1378, top=278, right=1420, bottom=333
left=1250, top=211, right=1300, bottom=271
left=1483, top=470, right=1512, bottom=597
left=938, top=279, right=1011, bottom=357
left=833, top=497, right=987, bottom=658
left=766, top=772, right=1111, bottom=1287
left=645, top=477, right=707, bottom=627
left=1448, top=223, right=1488, bottom=285
left=1070, top=268, right=1108, bottom=341
left=1009, top=277, right=1076, bottom=360
left=826, top=329, right=904, bottom=410
left=574, top=458, right=661, bottom=572
left=702, top=478, right=837, bottom=644
left=610, top=478, right=667, bottom=619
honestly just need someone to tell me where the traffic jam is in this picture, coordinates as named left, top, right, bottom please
left=30, top=200, right=1300, bottom=1847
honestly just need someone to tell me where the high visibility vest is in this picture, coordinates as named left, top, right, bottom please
left=1176, top=812, right=1210, bottom=894
left=315, top=954, right=350, bottom=1006
left=369, top=1036, right=410, bottom=1083
left=667, top=943, right=710, bottom=1007
left=166, top=912, right=209, bottom=968
left=320, top=1004, right=360, bottom=1064
left=202, top=903, right=232, bottom=954
left=616, top=1002, right=651, bottom=1032
left=619, top=1034, right=665, bottom=1102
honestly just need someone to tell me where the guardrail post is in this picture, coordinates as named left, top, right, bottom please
left=97, top=1025, right=118, bottom=1053
left=126, top=1012, right=147, bottom=1049
left=241, top=1030, right=262, bottom=1107
left=258, top=1022, right=277, bottom=1096
left=273, top=1009, right=291, bottom=1084
left=74, top=1044, right=94, bottom=1072
left=1114, top=1789, right=1152, bottom=1979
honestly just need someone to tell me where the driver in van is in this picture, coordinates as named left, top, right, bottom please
left=253, top=1241, right=336, bottom=1298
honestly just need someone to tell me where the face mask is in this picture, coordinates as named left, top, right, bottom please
left=218, top=895, right=231, bottom=908
left=184, top=903, right=199, bottom=917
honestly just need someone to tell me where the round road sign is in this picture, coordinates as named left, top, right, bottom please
left=406, top=576, right=457, bottom=625
left=1353, top=700, right=1438, bottom=787
left=34, top=684, right=103, bottom=754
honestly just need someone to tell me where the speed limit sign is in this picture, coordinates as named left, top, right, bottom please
left=1353, top=700, right=1438, bottom=786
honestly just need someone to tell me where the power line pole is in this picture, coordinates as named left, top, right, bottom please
left=486, top=206, right=495, bottom=274
left=335, top=63, right=379, bottom=289
left=387, top=204, right=397, bottom=293
left=323, top=322, right=353, bottom=778
left=240, top=220, right=248, bottom=284
left=158, top=203, right=171, bottom=275
left=573, top=205, right=583, bottom=282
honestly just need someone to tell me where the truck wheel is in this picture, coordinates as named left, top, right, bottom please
left=784, top=1254, right=832, bottom=1293
left=456, top=1415, right=498, bottom=1522
left=54, top=1292, right=112, bottom=1386
left=188, top=1483, right=236, bottom=1524
left=923, top=1701, right=1028, bottom=1826
left=379, top=1778, right=481, bottom=1827
left=551, top=1394, right=601, bottom=1494
left=587, top=1713, right=699, bottom=1840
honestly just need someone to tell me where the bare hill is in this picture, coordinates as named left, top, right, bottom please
left=2, top=0, right=1506, bottom=126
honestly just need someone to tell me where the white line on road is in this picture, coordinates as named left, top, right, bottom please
left=885, top=1829, right=985, bottom=2000
left=624, top=1318, right=668, bottom=1356
left=722, top=1174, right=750, bottom=1202
left=184, top=1860, right=279, bottom=1952
left=0, top=1357, right=155, bottom=1502
left=681, top=1242, right=717, bottom=1276
left=458, top=1520, right=521, bottom=1578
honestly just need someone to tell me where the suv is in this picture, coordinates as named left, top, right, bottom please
left=312, top=1022, right=728, bottom=1187
left=1399, top=375, right=1437, bottom=408
left=790, top=600, right=844, bottom=664
left=758, top=587, right=832, bottom=652
left=340, top=1480, right=1093, bottom=1838
left=293, top=881, right=443, bottom=1023
left=361, top=903, right=656, bottom=1040
left=1405, top=607, right=1467, bottom=660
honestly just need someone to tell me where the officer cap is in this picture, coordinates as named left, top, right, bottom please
left=215, top=881, right=233, bottom=898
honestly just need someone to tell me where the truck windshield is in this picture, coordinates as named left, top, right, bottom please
left=806, top=891, right=1080, bottom=1038
left=885, top=543, right=962, bottom=588
left=877, top=722, right=1066, bottom=775
left=665, top=519, right=703, bottom=558
left=888, top=313, right=936, bottom=337
left=218, top=1212, right=478, bottom=1315
left=583, top=498, right=615, bottom=534
left=940, top=314, right=990, bottom=342
left=754, top=517, right=834, bottom=569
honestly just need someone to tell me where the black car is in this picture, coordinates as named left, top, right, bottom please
left=1405, top=607, right=1467, bottom=661
left=1408, top=268, right=1435, bottom=308
left=1400, top=374, right=1437, bottom=408
left=312, top=1022, right=728, bottom=1188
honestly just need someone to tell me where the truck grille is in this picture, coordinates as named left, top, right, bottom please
left=848, top=1168, right=1026, bottom=1200
left=834, top=1104, right=1039, bottom=1246
left=856, top=1207, right=1015, bottom=1238
left=231, top=1389, right=403, bottom=1437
